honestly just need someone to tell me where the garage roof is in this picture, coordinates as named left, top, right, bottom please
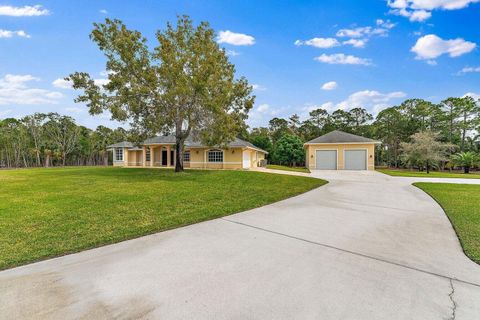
left=305, top=130, right=381, bottom=144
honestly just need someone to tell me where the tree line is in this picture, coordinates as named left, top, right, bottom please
left=1, top=95, right=478, bottom=170
left=242, top=97, right=480, bottom=169
left=0, top=113, right=127, bottom=168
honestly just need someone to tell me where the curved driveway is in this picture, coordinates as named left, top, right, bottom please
left=1, top=170, right=480, bottom=319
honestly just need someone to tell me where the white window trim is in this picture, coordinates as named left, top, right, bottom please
left=184, top=150, right=191, bottom=162
left=114, top=148, right=124, bottom=162
left=206, top=149, right=224, bottom=163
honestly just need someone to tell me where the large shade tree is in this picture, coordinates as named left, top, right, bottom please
left=68, top=16, right=254, bottom=172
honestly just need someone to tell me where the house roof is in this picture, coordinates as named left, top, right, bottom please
left=110, top=136, right=268, bottom=153
left=107, top=141, right=134, bottom=148
left=305, top=130, right=380, bottom=144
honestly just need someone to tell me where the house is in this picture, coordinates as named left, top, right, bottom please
left=304, top=130, right=381, bottom=170
left=108, top=136, right=268, bottom=170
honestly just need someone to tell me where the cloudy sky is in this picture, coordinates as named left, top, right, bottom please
left=1, top=0, right=479, bottom=129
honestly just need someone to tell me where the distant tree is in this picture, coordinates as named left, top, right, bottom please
left=451, top=151, right=479, bottom=174
left=272, top=134, right=305, bottom=166
left=348, top=107, right=372, bottom=134
left=288, top=114, right=301, bottom=134
left=68, top=16, right=254, bottom=172
left=248, top=127, right=273, bottom=156
left=456, top=96, right=479, bottom=151
left=400, top=131, right=453, bottom=173
left=44, top=113, right=80, bottom=166
left=331, top=109, right=353, bottom=132
left=374, top=107, right=405, bottom=167
left=268, top=117, right=290, bottom=144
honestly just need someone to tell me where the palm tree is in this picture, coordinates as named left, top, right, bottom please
left=451, top=151, right=480, bottom=174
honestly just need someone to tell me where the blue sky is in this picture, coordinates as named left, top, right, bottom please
left=1, top=0, right=479, bottom=129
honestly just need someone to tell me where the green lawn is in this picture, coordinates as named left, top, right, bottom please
left=266, top=164, right=310, bottom=173
left=0, top=167, right=325, bottom=270
left=414, top=183, right=480, bottom=264
left=378, top=168, right=480, bottom=179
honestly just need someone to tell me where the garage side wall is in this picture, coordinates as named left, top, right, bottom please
left=305, top=143, right=375, bottom=170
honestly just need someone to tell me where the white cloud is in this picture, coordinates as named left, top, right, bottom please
left=252, top=84, right=266, bottom=91
left=94, top=78, right=109, bottom=86
left=52, top=78, right=73, bottom=89
left=336, top=20, right=395, bottom=39
left=226, top=49, right=240, bottom=56
left=458, top=66, right=480, bottom=74
left=99, top=9, right=108, bottom=14
left=343, top=38, right=367, bottom=48
left=323, top=90, right=407, bottom=115
left=0, top=74, right=62, bottom=105
left=52, top=76, right=108, bottom=89
left=387, top=0, right=478, bottom=21
left=0, top=109, right=12, bottom=118
left=217, top=30, right=255, bottom=46
left=294, top=37, right=340, bottom=48
left=65, top=107, right=83, bottom=114
left=314, top=53, right=372, bottom=65
left=411, top=34, right=476, bottom=62
left=0, top=5, right=49, bottom=16
left=257, top=103, right=271, bottom=113
left=463, top=92, right=480, bottom=100
left=321, top=81, right=338, bottom=90
left=0, top=29, right=30, bottom=38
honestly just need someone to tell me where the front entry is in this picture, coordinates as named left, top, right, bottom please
left=242, top=150, right=251, bottom=169
left=170, top=150, right=175, bottom=166
left=161, top=150, right=168, bottom=166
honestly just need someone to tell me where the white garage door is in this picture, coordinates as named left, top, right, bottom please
left=345, top=150, right=367, bottom=170
left=315, top=150, right=337, bottom=170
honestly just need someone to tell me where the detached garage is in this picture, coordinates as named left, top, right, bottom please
left=305, top=130, right=380, bottom=171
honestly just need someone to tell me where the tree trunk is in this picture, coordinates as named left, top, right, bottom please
left=62, top=153, right=66, bottom=166
left=175, top=140, right=184, bottom=172
left=45, top=154, right=50, bottom=167
left=464, top=166, right=470, bottom=174
left=426, top=160, right=430, bottom=174
left=103, top=153, right=108, bottom=166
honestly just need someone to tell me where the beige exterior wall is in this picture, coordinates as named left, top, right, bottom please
left=305, top=143, right=375, bottom=170
left=112, top=145, right=267, bottom=169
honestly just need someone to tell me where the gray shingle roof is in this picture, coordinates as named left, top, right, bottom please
left=111, top=136, right=268, bottom=153
left=107, top=141, right=134, bottom=148
left=305, top=130, right=380, bottom=144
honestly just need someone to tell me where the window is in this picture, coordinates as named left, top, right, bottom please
left=146, top=148, right=151, bottom=161
left=183, top=150, right=190, bottom=162
left=208, top=150, right=223, bottom=162
left=115, top=148, right=123, bottom=161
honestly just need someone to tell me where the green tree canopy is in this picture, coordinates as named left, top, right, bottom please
left=68, top=15, right=254, bottom=172
left=272, top=134, right=305, bottom=166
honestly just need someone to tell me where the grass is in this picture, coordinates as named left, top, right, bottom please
left=377, top=168, right=480, bottom=179
left=266, top=164, right=310, bottom=173
left=0, top=167, right=325, bottom=270
left=414, top=183, right=480, bottom=264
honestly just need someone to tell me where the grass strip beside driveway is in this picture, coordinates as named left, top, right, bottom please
left=378, top=169, right=480, bottom=179
left=266, top=165, right=310, bottom=173
left=0, top=167, right=325, bottom=270
left=414, top=182, right=480, bottom=264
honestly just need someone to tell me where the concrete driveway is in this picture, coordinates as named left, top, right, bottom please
left=1, top=171, right=480, bottom=319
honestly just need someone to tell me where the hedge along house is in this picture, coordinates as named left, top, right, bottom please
left=108, top=136, right=268, bottom=170
left=304, top=130, right=381, bottom=170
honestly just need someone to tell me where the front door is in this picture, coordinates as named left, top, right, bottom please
left=242, top=150, right=251, bottom=169
left=161, top=150, right=168, bottom=166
